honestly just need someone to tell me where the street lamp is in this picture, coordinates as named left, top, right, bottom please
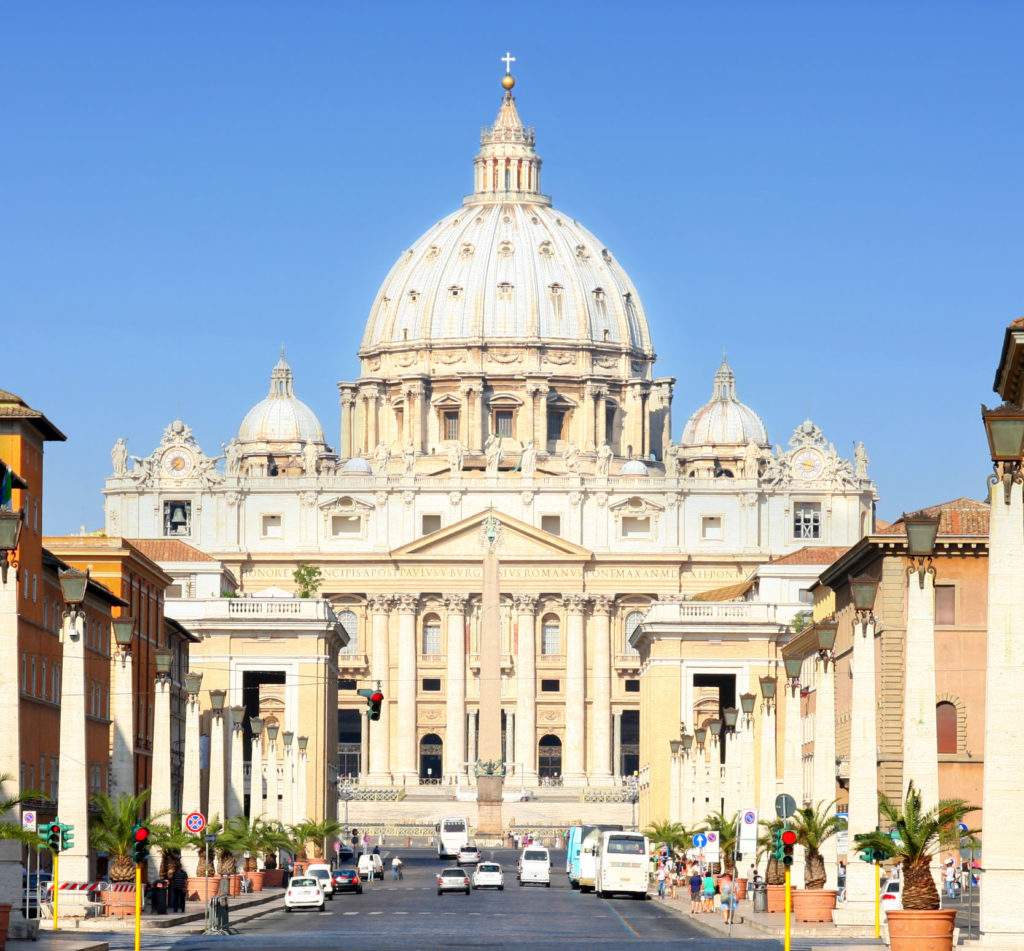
left=266, top=722, right=280, bottom=743
left=982, top=401, right=1024, bottom=502
left=297, top=735, right=308, bottom=752
left=708, top=718, right=722, bottom=740
left=758, top=675, right=777, bottom=708
left=739, top=691, right=756, bottom=725
left=669, top=739, right=681, bottom=756
left=849, top=574, right=879, bottom=621
left=680, top=733, right=694, bottom=753
left=58, top=565, right=89, bottom=626
left=155, top=648, right=173, bottom=678
left=815, top=619, right=837, bottom=666
left=0, top=506, right=24, bottom=583
left=283, top=730, right=294, bottom=749
left=230, top=706, right=247, bottom=728
left=184, top=670, right=203, bottom=698
left=250, top=716, right=265, bottom=737
left=784, top=656, right=802, bottom=689
left=722, top=707, right=738, bottom=733
left=903, top=510, right=940, bottom=588
left=112, top=614, right=135, bottom=654
left=694, top=727, right=707, bottom=748
left=209, top=688, right=227, bottom=713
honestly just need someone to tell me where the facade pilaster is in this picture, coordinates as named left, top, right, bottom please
left=444, top=594, right=468, bottom=780
left=582, top=385, right=596, bottom=451
left=564, top=594, right=589, bottom=782
left=505, top=711, right=515, bottom=773
left=367, top=595, right=392, bottom=782
left=902, top=571, right=939, bottom=807
left=338, top=386, right=356, bottom=460
left=514, top=595, right=538, bottom=783
left=207, top=708, right=227, bottom=823
left=811, top=656, right=837, bottom=888
left=535, top=385, right=549, bottom=448
left=249, top=733, right=262, bottom=822
left=590, top=596, right=613, bottom=783
left=58, top=613, right=89, bottom=882
left=110, top=646, right=135, bottom=800
left=466, top=709, right=477, bottom=780
left=266, top=733, right=279, bottom=821
left=596, top=387, right=608, bottom=448
left=150, top=674, right=173, bottom=878
left=396, top=593, right=418, bottom=783
left=364, top=386, right=379, bottom=453
left=757, top=701, right=777, bottom=865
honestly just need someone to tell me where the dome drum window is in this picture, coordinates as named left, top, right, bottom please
left=497, top=282, right=514, bottom=300
left=448, top=285, right=463, bottom=300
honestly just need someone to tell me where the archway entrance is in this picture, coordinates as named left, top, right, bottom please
left=419, top=733, right=443, bottom=784
left=538, top=734, right=562, bottom=782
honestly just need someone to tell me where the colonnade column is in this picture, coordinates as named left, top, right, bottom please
left=462, top=383, right=484, bottom=453
left=181, top=675, right=203, bottom=876
left=281, top=733, right=294, bottom=826
left=722, top=729, right=739, bottom=818
left=811, top=653, right=837, bottom=888
left=150, top=659, right=173, bottom=879
left=228, top=707, right=246, bottom=819
left=612, top=710, right=622, bottom=781
left=338, top=387, right=356, bottom=459
left=582, top=386, right=596, bottom=450
left=207, top=703, right=227, bottom=822
left=756, top=681, right=777, bottom=868
left=396, top=594, right=418, bottom=783
left=466, top=710, right=477, bottom=780
left=707, top=731, right=722, bottom=816
left=367, top=595, right=392, bottom=783
left=738, top=702, right=756, bottom=817
left=249, top=728, right=263, bottom=822
left=505, top=711, right=515, bottom=774
left=364, top=387, right=379, bottom=454
left=902, top=569, right=940, bottom=807
left=110, top=639, right=134, bottom=801
left=596, top=387, right=608, bottom=448
left=514, top=595, right=538, bottom=784
left=359, top=714, right=368, bottom=780
left=590, top=597, right=613, bottom=784
left=297, top=737, right=309, bottom=823
left=563, top=594, right=588, bottom=783
left=56, top=611, right=89, bottom=881
left=444, top=594, right=467, bottom=780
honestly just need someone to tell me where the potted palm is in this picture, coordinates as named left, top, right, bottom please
left=0, top=774, right=48, bottom=942
left=854, top=782, right=978, bottom=951
left=758, top=818, right=788, bottom=912
left=789, top=799, right=846, bottom=921
left=222, top=815, right=277, bottom=891
left=286, top=821, right=315, bottom=874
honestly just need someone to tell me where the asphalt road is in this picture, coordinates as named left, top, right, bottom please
left=99, top=848, right=784, bottom=951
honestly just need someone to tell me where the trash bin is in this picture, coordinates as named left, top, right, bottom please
left=752, top=884, right=767, bottom=913
left=152, top=881, right=168, bottom=915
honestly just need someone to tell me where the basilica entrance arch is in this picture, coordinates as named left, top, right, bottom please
left=419, top=733, right=443, bottom=784
left=538, top=734, right=562, bottom=781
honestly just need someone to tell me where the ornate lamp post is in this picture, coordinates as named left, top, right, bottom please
left=182, top=671, right=203, bottom=824
left=207, top=688, right=227, bottom=822
left=282, top=731, right=295, bottom=826
left=722, top=708, right=739, bottom=818
left=110, top=615, right=136, bottom=799
left=0, top=505, right=24, bottom=583
left=811, top=619, right=838, bottom=889
left=228, top=706, right=247, bottom=818
left=265, top=722, right=280, bottom=821
left=296, top=735, right=309, bottom=824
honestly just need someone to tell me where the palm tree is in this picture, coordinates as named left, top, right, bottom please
left=700, top=810, right=739, bottom=874
left=297, top=818, right=342, bottom=860
left=854, top=781, right=979, bottom=911
left=0, top=774, right=48, bottom=848
left=642, top=819, right=694, bottom=856
left=149, top=819, right=197, bottom=878
left=790, top=799, right=846, bottom=889
left=286, top=821, right=316, bottom=862
left=89, top=790, right=167, bottom=883
left=758, top=817, right=786, bottom=885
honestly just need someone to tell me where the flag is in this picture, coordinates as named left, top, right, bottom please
left=0, top=464, right=12, bottom=509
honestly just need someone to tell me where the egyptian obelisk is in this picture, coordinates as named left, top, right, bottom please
left=475, top=511, right=504, bottom=836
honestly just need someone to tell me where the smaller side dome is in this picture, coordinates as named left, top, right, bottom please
left=681, top=358, right=768, bottom=449
left=342, top=457, right=373, bottom=474
left=238, top=353, right=325, bottom=445
left=620, top=460, right=649, bottom=476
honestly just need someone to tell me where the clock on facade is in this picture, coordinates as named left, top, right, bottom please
left=162, top=450, right=194, bottom=478
left=792, top=448, right=824, bottom=481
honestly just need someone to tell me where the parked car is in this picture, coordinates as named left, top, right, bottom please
left=518, top=846, right=551, bottom=887
left=284, top=876, right=325, bottom=912
left=306, top=863, right=335, bottom=899
left=332, top=868, right=362, bottom=894
left=357, top=853, right=384, bottom=881
left=880, top=877, right=903, bottom=911
left=458, top=845, right=481, bottom=866
left=438, top=867, right=471, bottom=895
left=472, top=862, right=504, bottom=890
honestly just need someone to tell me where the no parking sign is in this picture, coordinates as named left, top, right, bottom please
left=705, top=830, right=721, bottom=863
left=739, top=809, right=758, bottom=853
left=185, top=812, right=206, bottom=834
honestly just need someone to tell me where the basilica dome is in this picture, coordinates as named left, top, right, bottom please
left=239, top=355, right=325, bottom=445
left=681, top=359, right=768, bottom=449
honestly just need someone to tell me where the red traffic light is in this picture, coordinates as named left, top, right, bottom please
left=371, top=691, right=383, bottom=703
left=781, top=829, right=797, bottom=846
left=134, top=826, right=149, bottom=842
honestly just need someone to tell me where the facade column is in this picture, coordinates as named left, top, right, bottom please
left=367, top=595, right=392, bottom=783
left=756, top=696, right=777, bottom=869
left=708, top=733, right=723, bottom=816
left=281, top=733, right=294, bottom=826
left=591, top=597, right=613, bottom=784
left=582, top=385, right=596, bottom=451
left=811, top=655, right=837, bottom=888
left=110, top=643, right=134, bottom=801
left=181, top=676, right=203, bottom=875
left=207, top=706, right=227, bottom=823
left=563, top=594, right=588, bottom=783
left=338, top=387, right=356, bottom=459
left=505, top=711, right=515, bottom=776
left=694, top=738, right=709, bottom=823
left=396, top=594, right=418, bottom=783
left=535, top=386, right=549, bottom=448
left=227, top=708, right=246, bottom=819
left=463, top=383, right=484, bottom=453
left=722, top=729, right=739, bottom=819
left=466, top=710, right=477, bottom=781
left=150, top=669, right=173, bottom=878
left=514, top=595, right=538, bottom=784
left=669, top=748, right=680, bottom=824
left=612, top=710, right=622, bottom=781
left=596, top=388, right=608, bottom=448
left=902, top=571, right=939, bottom=807
left=266, top=729, right=280, bottom=821
left=524, top=384, right=537, bottom=448
left=297, top=738, right=308, bottom=825
left=781, top=679, right=806, bottom=891
left=56, top=613, right=89, bottom=881
left=365, top=386, right=379, bottom=453
left=444, top=595, right=467, bottom=780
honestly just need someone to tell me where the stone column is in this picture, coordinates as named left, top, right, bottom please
left=207, top=708, right=227, bottom=823
left=150, top=673, right=173, bottom=879
left=980, top=478, right=1024, bottom=946
left=836, top=615, right=879, bottom=923
left=249, top=730, right=262, bottom=820
left=613, top=710, right=622, bottom=781
left=338, top=388, right=356, bottom=459
left=0, top=568, right=21, bottom=907
left=466, top=710, right=477, bottom=780
left=514, top=595, right=538, bottom=784
left=444, top=595, right=467, bottom=780
left=110, top=644, right=134, bottom=800
left=463, top=383, right=484, bottom=453
left=811, top=655, right=837, bottom=888
left=740, top=710, right=757, bottom=817
left=582, top=385, right=596, bottom=451
left=266, top=731, right=279, bottom=821
left=903, top=571, right=939, bottom=808
left=281, top=734, right=294, bottom=826
left=366, top=386, right=379, bottom=453
left=723, top=730, right=739, bottom=819
left=596, top=388, right=608, bottom=448
left=228, top=711, right=245, bottom=819
left=297, top=740, right=308, bottom=825
left=757, top=700, right=777, bottom=861
left=590, top=597, right=613, bottom=784
left=57, top=613, right=89, bottom=881
left=367, top=595, right=392, bottom=783
left=708, top=735, right=723, bottom=816
left=695, top=741, right=709, bottom=824
left=669, top=749, right=680, bottom=823
left=535, top=386, right=549, bottom=448
left=563, top=594, right=588, bottom=783
left=525, top=384, right=537, bottom=447
left=396, top=594, right=418, bottom=783
left=505, top=711, right=515, bottom=775
left=781, top=680, right=806, bottom=891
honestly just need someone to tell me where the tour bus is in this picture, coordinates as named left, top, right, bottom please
left=436, top=816, right=469, bottom=859
left=593, top=831, right=651, bottom=899
left=565, top=826, right=583, bottom=880
left=576, top=824, right=624, bottom=891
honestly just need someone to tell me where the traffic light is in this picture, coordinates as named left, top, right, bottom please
left=858, top=848, right=874, bottom=863
left=358, top=687, right=383, bottom=721
left=60, top=823, right=74, bottom=852
left=132, top=825, right=150, bottom=865
left=781, top=828, right=797, bottom=866
left=46, top=820, right=61, bottom=852
left=39, top=823, right=54, bottom=851
left=772, top=828, right=785, bottom=861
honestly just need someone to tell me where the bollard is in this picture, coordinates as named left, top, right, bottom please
left=203, top=895, right=237, bottom=935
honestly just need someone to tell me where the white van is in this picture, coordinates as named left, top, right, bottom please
left=305, top=863, right=334, bottom=899
left=357, top=853, right=384, bottom=881
left=518, top=846, right=551, bottom=887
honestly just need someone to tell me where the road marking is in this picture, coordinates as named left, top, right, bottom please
left=368, top=910, right=383, bottom=915
left=343, top=911, right=359, bottom=915
left=601, top=898, right=640, bottom=938
left=394, top=911, right=408, bottom=915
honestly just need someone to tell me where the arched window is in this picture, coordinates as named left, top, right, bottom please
left=338, top=610, right=358, bottom=655
left=422, top=614, right=442, bottom=655
left=541, top=614, right=560, bottom=655
left=936, top=701, right=958, bottom=754
left=624, top=610, right=644, bottom=656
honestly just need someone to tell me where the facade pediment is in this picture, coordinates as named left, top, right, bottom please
left=319, top=495, right=375, bottom=514
left=391, top=509, right=592, bottom=561
left=609, top=496, right=665, bottom=516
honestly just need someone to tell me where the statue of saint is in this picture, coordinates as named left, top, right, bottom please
left=402, top=440, right=416, bottom=477
left=743, top=439, right=761, bottom=479
left=222, top=438, right=243, bottom=477
left=520, top=439, right=538, bottom=478
left=854, top=441, right=870, bottom=480
left=373, top=442, right=391, bottom=471
left=447, top=441, right=464, bottom=473
left=663, top=440, right=679, bottom=479
left=561, top=442, right=580, bottom=475
left=303, top=441, right=319, bottom=475
left=111, top=438, right=128, bottom=477
left=484, top=434, right=503, bottom=475
left=596, top=442, right=613, bottom=477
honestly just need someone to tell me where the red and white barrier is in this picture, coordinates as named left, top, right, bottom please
left=46, top=881, right=136, bottom=893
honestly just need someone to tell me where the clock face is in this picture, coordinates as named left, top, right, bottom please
left=793, top=448, right=824, bottom=481
left=163, top=450, right=193, bottom=478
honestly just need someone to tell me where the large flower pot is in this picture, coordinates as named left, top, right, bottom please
left=792, top=888, right=837, bottom=922
left=293, top=860, right=309, bottom=875
left=734, top=879, right=747, bottom=901
left=186, top=877, right=219, bottom=902
left=886, top=908, right=957, bottom=951
left=262, top=868, right=284, bottom=888
left=765, top=884, right=787, bottom=913
left=228, top=874, right=241, bottom=896
left=0, top=901, right=11, bottom=950
left=101, top=887, right=137, bottom=917
left=248, top=870, right=265, bottom=892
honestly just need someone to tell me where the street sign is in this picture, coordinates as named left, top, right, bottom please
left=775, top=793, right=797, bottom=819
left=22, top=810, right=36, bottom=832
left=185, top=812, right=206, bottom=833
left=835, top=812, right=849, bottom=857
left=334, top=842, right=341, bottom=852
left=692, top=832, right=707, bottom=849
left=705, top=830, right=721, bottom=862
left=203, top=834, right=217, bottom=844
left=739, top=810, right=758, bottom=853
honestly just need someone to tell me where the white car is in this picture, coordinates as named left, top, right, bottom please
left=458, top=845, right=481, bottom=866
left=518, top=846, right=551, bottom=887
left=437, top=867, right=471, bottom=895
left=472, top=862, right=504, bottom=890
left=284, top=876, right=325, bottom=912
left=357, top=853, right=384, bottom=881
left=881, top=877, right=903, bottom=911
left=306, top=862, right=335, bottom=899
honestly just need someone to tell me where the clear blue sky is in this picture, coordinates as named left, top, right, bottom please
left=4, top=1, right=1021, bottom=534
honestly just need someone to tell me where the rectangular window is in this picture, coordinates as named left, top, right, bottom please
left=495, top=411, right=513, bottom=438
left=331, top=515, right=361, bottom=537
left=625, top=679, right=640, bottom=693
left=338, top=678, right=357, bottom=691
left=30, top=657, right=36, bottom=696
left=794, top=502, right=821, bottom=540
left=163, top=500, right=191, bottom=537
left=540, top=679, right=560, bottom=692
left=798, top=589, right=814, bottom=604
left=40, top=660, right=47, bottom=700
left=422, top=620, right=442, bottom=655
left=547, top=411, right=564, bottom=443
left=261, top=514, right=283, bottom=538
left=421, top=514, right=442, bottom=535
left=443, top=412, right=460, bottom=441
left=701, top=516, right=722, bottom=540
left=166, top=584, right=183, bottom=598
left=541, top=515, right=561, bottom=536
left=621, top=516, right=651, bottom=538
left=422, top=678, right=442, bottom=692
left=936, top=585, right=956, bottom=625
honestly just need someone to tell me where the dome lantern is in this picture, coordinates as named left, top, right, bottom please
left=681, top=357, right=768, bottom=450
left=238, top=352, right=326, bottom=447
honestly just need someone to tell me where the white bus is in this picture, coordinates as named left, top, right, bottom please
left=593, top=831, right=650, bottom=900
left=436, top=816, right=469, bottom=859
left=577, top=824, right=623, bottom=892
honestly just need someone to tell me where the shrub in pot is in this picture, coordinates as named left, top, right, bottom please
left=789, top=799, right=845, bottom=921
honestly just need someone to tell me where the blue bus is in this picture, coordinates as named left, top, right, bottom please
left=568, top=824, right=622, bottom=889
left=566, top=827, right=583, bottom=883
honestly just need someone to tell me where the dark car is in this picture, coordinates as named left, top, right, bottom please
left=332, top=868, right=362, bottom=894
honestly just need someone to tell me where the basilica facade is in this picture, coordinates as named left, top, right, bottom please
left=102, top=69, right=877, bottom=812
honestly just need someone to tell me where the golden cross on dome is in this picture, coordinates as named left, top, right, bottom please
left=501, top=51, right=515, bottom=75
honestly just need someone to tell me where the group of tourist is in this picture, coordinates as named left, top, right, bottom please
left=652, top=855, right=741, bottom=924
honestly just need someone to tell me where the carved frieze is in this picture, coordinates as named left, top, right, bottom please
left=487, top=349, right=521, bottom=365
left=436, top=350, right=467, bottom=365
left=543, top=351, right=576, bottom=367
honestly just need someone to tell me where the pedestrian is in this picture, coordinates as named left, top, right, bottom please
left=745, top=864, right=755, bottom=899
left=944, top=858, right=957, bottom=898
left=701, top=870, right=715, bottom=913
left=689, top=868, right=703, bottom=914
left=392, top=855, right=403, bottom=880
left=169, top=863, right=188, bottom=914
left=720, top=873, right=736, bottom=924
left=668, top=862, right=678, bottom=900
left=656, top=862, right=667, bottom=899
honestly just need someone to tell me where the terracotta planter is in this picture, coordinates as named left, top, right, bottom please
left=248, top=870, right=265, bottom=892
left=228, top=874, right=241, bottom=896
left=0, top=901, right=11, bottom=951
left=765, top=884, right=787, bottom=913
left=293, top=860, right=309, bottom=875
left=186, top=876, right=220, bottom=902
left=734, top=879, right=747, bottom=901
left=262, top=868, right=284, bottom=888
left=886, top=908, right=957, bottom=951
left=792, top=888, right=837, bottom=922
left=101, top=887, right=137, bottom=917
